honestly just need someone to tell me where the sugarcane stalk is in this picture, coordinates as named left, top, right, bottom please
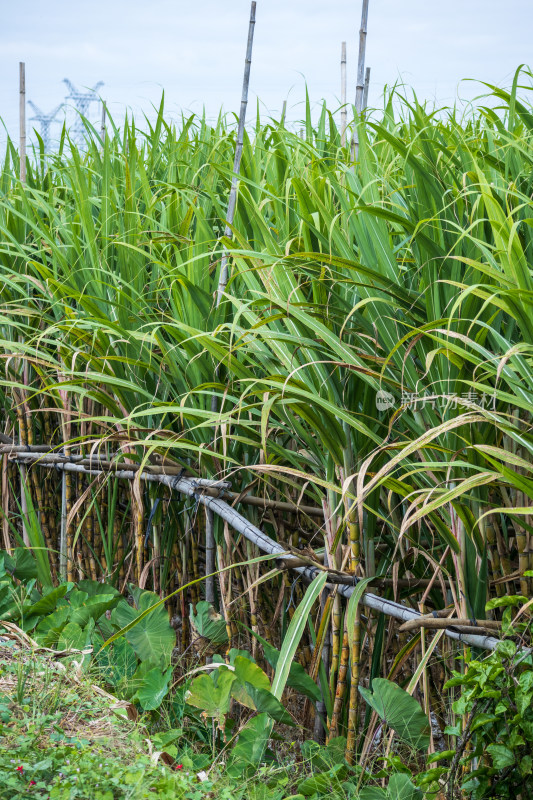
left=345, top=605, right=361, bottom=762
left=329, top=625, right=349, bottom=740
left=330, top=593, right=341, bottom=698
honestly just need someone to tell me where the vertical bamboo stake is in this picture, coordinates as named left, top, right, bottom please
left=17, top=373, right=30, bottom=547
left=59, top=465, right=67, bottom=580
left=19, top=62, right=26, bottom=183
left=215, top=1, right=257, bottom=306
left=59, top=392, right=72, bottom=582
left=362, top=66, right=371, bottom=111
left=340, top=42, right=347, bottom=146
left=205, top=507, right=216, bottom=604
left=1, top=455, right=11, bottom=551
left=281, top=100, right=287, bottom=126
left=100, top=101, right=106, bottom=145
left=355, top=0, right=369, bottom=115
left=351, top=0, right=369, bottom=163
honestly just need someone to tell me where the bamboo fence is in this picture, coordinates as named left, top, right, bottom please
left=4, top=443, right=505, bottom=654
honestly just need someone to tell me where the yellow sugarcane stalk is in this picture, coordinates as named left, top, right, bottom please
left=328, top=626, right=349, bottom=741
left=345, top=605, right=361, bottom=763
left=310, top=594, right=334, bottom=684
left=329, top=593, right=341, bottom=698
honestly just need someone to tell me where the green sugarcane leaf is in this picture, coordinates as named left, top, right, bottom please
left=272, top=572, right=327, bottom=700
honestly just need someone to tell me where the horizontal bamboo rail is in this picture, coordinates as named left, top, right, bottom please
left=399, top=617, right=501, bottom=634
left=5, top=449, right=506, bottom=653
left=8, top=451, right=325, bottom=517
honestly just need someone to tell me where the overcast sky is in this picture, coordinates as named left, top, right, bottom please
left=1, top=0, right=532, bottom=148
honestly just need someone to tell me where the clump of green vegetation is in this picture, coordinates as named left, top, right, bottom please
left=0, top=638, right=203, bottom=799
left=1, top=65, right=533, bottom=794
left=0, top=634, right=360, bottom=800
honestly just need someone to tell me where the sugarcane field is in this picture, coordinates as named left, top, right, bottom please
left=0, top=1, right=532, bottom=798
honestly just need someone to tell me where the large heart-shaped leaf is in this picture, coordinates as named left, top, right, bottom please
left=190, top=601, right=228, bottom=643
left=231, top=655, right=271, bottom=709
left=360, top=774, right=421, bottom=800
left=226, top=712, right=271, bottom=777
left=25, top=584, right=70, bottom=618
left=35, top=606, right=70, bottom=646
left=133, top=666, right=173, bottom=711
left=68, top=590, right=119, bottom=627
left=359, top=678, right=431, bottom=750
left=243, top=683, right=295, bottom=725
left=298, top=763, right=347, bottom=796
left=94, top=634, right=138, bottom=687
left=77, top=580, right=120, bottom=599
left=111, top=591, right=175, bottom=667
left=185, top=667, right=236, bottom=725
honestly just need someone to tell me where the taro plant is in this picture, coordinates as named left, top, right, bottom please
left=184, top=573, right=327, bottom=775
left=0, top=552, right=177, bottom=711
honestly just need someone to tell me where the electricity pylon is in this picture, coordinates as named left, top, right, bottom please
left=63, top=79, right=104, bottom=146
left=28, top=102, right=64, bottom=154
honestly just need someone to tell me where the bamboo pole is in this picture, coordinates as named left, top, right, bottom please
left=362, top=66, right=370, bottom=111
left=205, top=506, right=216, bottom=604
left=351, top=0, right=369, bottom=163
left=10, top=452, right=321, bottom=516
left=19, top=62, right=26, bottom=183
left=10, top=450, right=229, bottom=484
left=15, top=386, right=30, bottom=547
left=355, top=0, right=369, bottom=115
left=0, top=444, right=57, bottom=453
left=400, top=617, right=501, bottom=633
left=340, top=42, right=347, bottom=146
left=100, top=101, right=106, bottom=145
left=281, top=100, right=287, bottom=126
left=215, top=1, right=257, bottom=305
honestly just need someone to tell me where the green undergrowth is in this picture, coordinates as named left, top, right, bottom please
left=0, top=636, right=361, bottom=800
left=3, top=581, right=533, bottom=799
left=0, top=638, right=221, bottom=800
